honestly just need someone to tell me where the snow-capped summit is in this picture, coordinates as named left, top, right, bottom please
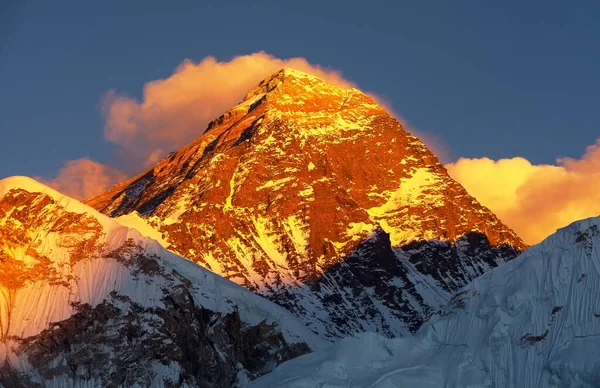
left=0, top=176, right=108, bottom=223
left=0, top=177, right=320, bottom=387
left=251, top=216, right=600, bottom=388
left=87, top=68, right=526, bottom=339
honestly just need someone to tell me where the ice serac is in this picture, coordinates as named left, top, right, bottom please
left=87, top=68, right=527, bottom=339
left=0, top=177, right=320, bottom=387
left=251, top=216, right=600, bottom=388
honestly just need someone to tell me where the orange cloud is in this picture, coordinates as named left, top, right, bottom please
left=445, top=140, right=600, bottom=244
left=44, top=158, right=126, bottom=200
left=102, top=51, right=361, bottom=168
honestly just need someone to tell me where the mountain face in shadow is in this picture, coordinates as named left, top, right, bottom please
left=288, top=229, right=520, bottom=338
left=87, top=68, right=526, bottom=339
left=251, top=217, right=600, bottom=388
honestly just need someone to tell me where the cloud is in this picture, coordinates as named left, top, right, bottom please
left=445, top=140, right=600, bottom=244
left=101, top=51, right=361, bottom=169
left=44, top=158, right=126, bottom=200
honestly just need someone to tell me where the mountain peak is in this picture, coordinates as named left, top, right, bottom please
left=277, top=67, right=345, bottom=88
left=281, top=66, right=316, bottom=77
left=202, top=66, right=379, bottom=144
left=277, top=67, right=327, bottom=82
left=88, top=69, right=525, bottom=339
left=268, top=67, right=337, bottom=86
left=0, top=175, right=54, bottom=197
left=0, top=176, right=103, bottom=214
left=237, top=66, right=356, bottom=108
left=0, top=175, right=128, bottom=234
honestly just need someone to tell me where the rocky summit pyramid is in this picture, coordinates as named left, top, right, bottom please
left=88, top=68, right=527, bottom=339
left=0, top=177, right=319, bottom=387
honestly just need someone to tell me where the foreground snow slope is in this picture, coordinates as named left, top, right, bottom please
left=252, top=217, right=600, bottom=388
left=0, top=176, right=321, bottom=387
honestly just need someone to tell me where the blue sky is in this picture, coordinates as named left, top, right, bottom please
left=1, top=0, right=599, bottom=180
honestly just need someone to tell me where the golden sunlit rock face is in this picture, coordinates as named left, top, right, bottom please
left=88, top=68, right=526, bottom=338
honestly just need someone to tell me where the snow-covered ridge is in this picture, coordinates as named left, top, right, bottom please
left=252, top=216, right=600, bottom=388
left=0, top=175, right=112, bottom=219
left=0, top=176, right=66, bottom=198
left=0, top=175, right=124, bottom=234
left=0, top=177, right=322, bottom=386
left=282, top=67, right=324, bottom=80
left=0, top=175, right=321, bottom=346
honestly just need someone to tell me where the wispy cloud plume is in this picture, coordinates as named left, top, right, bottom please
left=101, top=51, right=359, bottom=168
left=45, top=52, right=363, bottom=198
left=43, top=158, right=126, bottom=199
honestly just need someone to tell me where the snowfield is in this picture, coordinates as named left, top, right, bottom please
left=251, top=217, right=600, bottom=388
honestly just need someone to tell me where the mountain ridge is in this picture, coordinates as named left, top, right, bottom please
left=0, top=176, right=320, bottom=386
left=87, top=67, right=526, bottom=339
